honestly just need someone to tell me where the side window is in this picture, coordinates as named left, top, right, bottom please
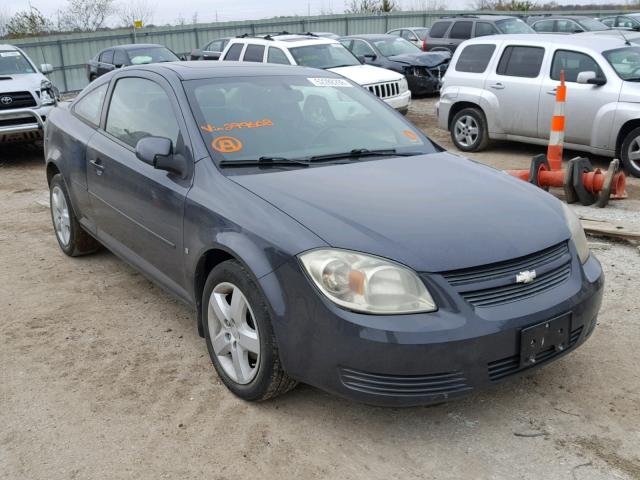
left=475, top=22, right=498, bottom=37
left=532, top=20, right=555, bottom=32
left=450, top=21, right=473, bottom=40
left=401, top=30, right=417, bottom=41
left=267, top=47, right=290, bottom=64
left=388, top=30, right=401, bottom=36
left=601, top=18, right=614, bottom=27
left=224, top=43, right=244, bottom=61
left=618, top=17, right=634, bottom=28
left=551, top=50, right=603, bottom=82
left=207, top=40, right=223, bottom=51
left=429, top=21, right=451, bottom=38
left=106, top=77, right=179, bottom=148
left=113, top=50, right=127, bottom=67
left=556, top=19, right=582, bottom=33
left=455, top=44, right=496, bottom=73
left=73, top=83, right=108, bottom=126
left=351, top=40, right=376, bottom=57
left=243, top=44, right=265, bottom=62
left=99, top=50, right=114, bottom=64
left=497, top=46, right=545, bottom=78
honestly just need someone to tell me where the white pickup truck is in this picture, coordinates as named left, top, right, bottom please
left=0, top=44, right=58, bottom=144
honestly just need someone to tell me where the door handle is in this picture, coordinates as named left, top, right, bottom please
left=90, top=158, right=104, bottom=176
left=489, top=82, right=504, bottom=90
left=546, top=89, right=557, bottom=95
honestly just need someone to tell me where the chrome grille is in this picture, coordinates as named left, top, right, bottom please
left=442, top=242, right=572, bottom=308
left=366, top=81, right=399, bottom=99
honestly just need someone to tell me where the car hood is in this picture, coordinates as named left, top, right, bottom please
left=387, top=51, right=451, bottom=67
left=0, top=73, right=46, bottom=94
left=328, top=64, right=403, bottom=85
left=230, top=153, right=570, bottom=272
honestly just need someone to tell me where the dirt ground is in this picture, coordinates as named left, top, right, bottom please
left=1, top=99, right=639, bottom=480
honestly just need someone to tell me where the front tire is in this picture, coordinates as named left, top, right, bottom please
left=620, top=127, right=640, bottom=178
left=451, top=107, right=489, bottom=152
left=49, top=173, right=100, bottom=256
left=202, top=260, right=297, bottom=401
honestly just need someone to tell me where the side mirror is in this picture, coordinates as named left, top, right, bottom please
left=576, top=70, right=606, bottom=86
left=136, top=136, right=185, bottom=176
left=40, top=63, right=53, bottom=74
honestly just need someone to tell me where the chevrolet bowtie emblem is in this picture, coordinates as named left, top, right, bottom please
left=516, top=270, right=537, bottom=284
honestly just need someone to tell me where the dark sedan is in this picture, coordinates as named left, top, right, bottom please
left=86, top=44, right=180, bottom=81
left=44, top=62, right=603, bottom=407
left=190, top=37, right=231, bottom=60
left=340, top=34, right=450, bottom=95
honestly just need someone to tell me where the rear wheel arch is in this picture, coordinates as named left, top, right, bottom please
left=46, top=162, right=61, bottom=186
left=448, top=101, right=486, bottom=130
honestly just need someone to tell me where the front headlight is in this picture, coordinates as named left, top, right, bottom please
left=399, top=76, right=408, bottom=93
left=40, top=79, right=56, bottom=105
left=298, top=249, right=436, bottom=314
left=562, top=204, right=590, bottom=264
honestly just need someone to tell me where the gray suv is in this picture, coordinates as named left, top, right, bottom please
left=437, top=34, right=640, bottom=177
left=424, top=15, right=534, bottom=53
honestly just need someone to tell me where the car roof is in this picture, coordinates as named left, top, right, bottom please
left=389, top=26, right=428, bottom=30
left=344, top=34, right=397, bottom=40
left=106, top=44, right=164, bottom=51
left=228, top=35, right=336, bottom=47
left=435, top=15, right=515, bottom=21
left=529, top=15, right=592, bottom=21
left=129, top=61, right=342, bottom=81
left=465, top=33, right=632, bottom=52
left=0, top=44, right=20, bottom=51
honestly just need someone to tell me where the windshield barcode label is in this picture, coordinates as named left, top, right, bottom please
left=308, top=78, right=352, bottom=87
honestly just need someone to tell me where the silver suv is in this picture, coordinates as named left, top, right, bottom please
left=437, top=34, right=640, bottom=177
left=0, top=44, right=57, bottom=144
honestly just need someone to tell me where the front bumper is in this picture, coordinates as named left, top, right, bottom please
left=0, top=106, right=52, bottom=143
left=407, top=74, right=441, bottom=96
left=383, top=90, right=411, bottom=113
left=260, top=249, right=604, bottom=407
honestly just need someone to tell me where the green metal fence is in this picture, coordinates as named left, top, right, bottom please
left=6, top=10, right=632, bottom=93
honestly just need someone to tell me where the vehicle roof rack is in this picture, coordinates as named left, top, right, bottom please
left=235, top=31, right=292, bottom=40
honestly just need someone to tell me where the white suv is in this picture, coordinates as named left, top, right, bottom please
left=0, top=44, right=58, bottom=144
left=437, top=34, right=640, bottom=177
left=220, top=33, right=411, bottom=113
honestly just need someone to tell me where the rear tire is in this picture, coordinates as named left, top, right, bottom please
left=620, top=127, right=640, bottom=178
left=49, top=173, right=100, bottom=256
left=450, top=107, right=489, bottom=152
left=202, top=260, right=297, bottom=401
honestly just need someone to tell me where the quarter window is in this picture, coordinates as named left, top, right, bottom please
left=429, top=21, right=451, bottom=38
left=551, top=50, right=603, bottom=82
left=224, top=43, right=244, bottom=61
left=74, top=83, right=108, bottom=126
left=556, top=19, right=582, bottom=33
left=497, top=46, right=545, bottom=78
left=99, top=50, right=114, bottom=64
left=601, top=17, right=615, bottom=27
left=475, top=22, right=498, bottom=37
left=106, top=77, right=179, bottom=149
left=267, top=47, right=290, bottom=64
left=455, top=44, right=496, bottom=73
left=243, top=44, right=265, bottom=62
left=401, top=30, right=417, bottom=41
left=449, top=21, right=473, bottom=40
left=207, top=40, right=223, bottom=51
left=532, top=19, right=555, bottom=32
left=388, top=30, right=401, bottom=36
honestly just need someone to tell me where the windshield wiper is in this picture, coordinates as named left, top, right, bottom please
left=309, top=148, right=422, bottom=162
left=219, top=156, right=310, bottom=168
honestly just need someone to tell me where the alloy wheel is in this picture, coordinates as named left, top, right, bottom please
left=51, top=185, right=71, bottom=246
left=627, top=136, right=640, bottom=171
left=454, top=115, right=479, bottom=148
left=207, top=282, right=260, bottom=384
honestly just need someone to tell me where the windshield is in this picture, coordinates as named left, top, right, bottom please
left=373, top=38, right=421, bottom=56
left=579, top=18, right=609, bottom=31
left=127, top=47, right=179, bottom=65
left=185, top=75, right=436, bottom=166
left=603, top=47, right=640, bottom=80
left=0, top=50, right=35, bottom=75
left=289, top=43, right=360, bottom=69
left=496, top=18, right=534, bottom=34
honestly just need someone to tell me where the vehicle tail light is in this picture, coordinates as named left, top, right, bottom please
left=422, top=38, right=427, bottom=50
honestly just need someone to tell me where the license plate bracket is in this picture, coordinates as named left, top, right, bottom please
left=520, top=315, right=570, bottom=367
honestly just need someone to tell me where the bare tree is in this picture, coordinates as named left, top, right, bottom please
left=117, top=0, right=155, bottom=27
left=57, top=0, right=114, bottom=32
left=7, top=6, right=52, bottom=37
left=407, top=0, right=446, bottom=10
left=345, top=0, right=399, bottom=12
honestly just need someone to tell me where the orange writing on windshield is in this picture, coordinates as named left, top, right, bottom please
left=212, top=136, right=243, bottom=153
left=403, top=130, right=419, bottom=141
left=201, top=119, right=273, bottom=133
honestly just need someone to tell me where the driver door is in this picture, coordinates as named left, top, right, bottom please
left=350, top=39, right=382, bottom=66
left=86, top=72, right=193, bottom=298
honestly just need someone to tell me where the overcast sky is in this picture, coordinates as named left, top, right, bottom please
left=2, top=0, right=616, bottom=25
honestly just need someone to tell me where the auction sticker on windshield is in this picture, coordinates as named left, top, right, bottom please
left=211, top=136, right=243, bottom=153
left=308, top=78, right=352, bottom=87
left=0, top=52, right=21, bottom=57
